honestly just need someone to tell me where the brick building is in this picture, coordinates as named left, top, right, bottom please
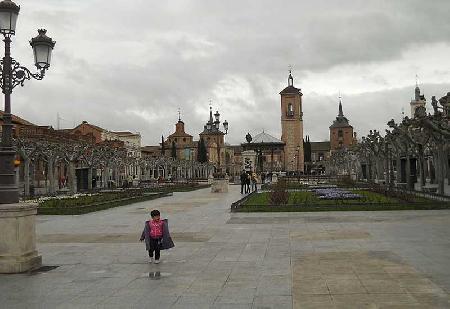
left=329, top=99, right=355, bottom=151
left=165, top=117, right=195, bottom=161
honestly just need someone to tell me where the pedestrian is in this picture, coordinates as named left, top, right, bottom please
left=251, top=172, right=258, bottom=192
left=240, top=170, right=247, bottom=194
left=246, top=171, right=251, bottom=193
left=140, top=210, right=174, bottom=264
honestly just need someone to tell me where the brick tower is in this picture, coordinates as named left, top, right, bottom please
left=329, top=98, right=354, bottom=151
left=280, top=71, right=304, bottom=173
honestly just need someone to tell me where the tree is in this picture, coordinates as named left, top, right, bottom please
left=171, top=141, right=177, bottom=159
left=161, top=135, right=165, bottom=156
left=197, top=137, right=208, bottom=163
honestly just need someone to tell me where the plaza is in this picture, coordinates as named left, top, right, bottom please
left=1, top=186, right=449, bottom=308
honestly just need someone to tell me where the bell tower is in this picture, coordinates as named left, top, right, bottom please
left=280, top=71, right=304, bottom=173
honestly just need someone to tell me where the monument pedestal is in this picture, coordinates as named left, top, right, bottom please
left=242, top=150, right=257, bottom=172
left=0, top=203, right=42, bottom=273
left=211, top=177, right=229, bottom=193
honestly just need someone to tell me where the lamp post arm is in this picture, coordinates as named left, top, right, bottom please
left=0, top=58, right=45, bottom=91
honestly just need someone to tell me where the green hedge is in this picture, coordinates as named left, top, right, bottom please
left=38, top=193, right=170, bottom=215
left=244, top=190, right=399, bottom=206
left=235, top=202, right=450, bottom=212
left=38, top=183, right=210, bottom=215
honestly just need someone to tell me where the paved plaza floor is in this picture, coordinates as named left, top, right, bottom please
left=1, top=186, right=450, bottom=308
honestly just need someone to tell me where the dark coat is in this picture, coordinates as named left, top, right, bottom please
left=140, top=219, right=175, bottom=250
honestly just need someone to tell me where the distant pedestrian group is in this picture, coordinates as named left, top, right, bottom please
left=240, top=169, right=259, bottom=194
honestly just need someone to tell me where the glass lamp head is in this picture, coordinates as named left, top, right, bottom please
left=223, top=120, right=228, bottom=133
left=30, top=29, right=56, bottom=69
left=0, top=0, right=20, bottom=36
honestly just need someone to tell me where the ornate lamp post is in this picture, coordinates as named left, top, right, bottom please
left=216, top=118, right=228, bottom=173
left=0, top=0, right=54, bottom=274
left=0, top=0, right=55, bottom=204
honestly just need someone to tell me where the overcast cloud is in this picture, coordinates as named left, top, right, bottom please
left=7, top=0, right=450, bottom=145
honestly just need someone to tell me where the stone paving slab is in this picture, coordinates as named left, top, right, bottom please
left=0, top=187, right=450, bottom=308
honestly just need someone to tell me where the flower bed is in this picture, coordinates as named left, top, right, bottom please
left=313, top=188, right=362, bottom=200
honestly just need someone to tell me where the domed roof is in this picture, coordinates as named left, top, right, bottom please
left=249, top=132, right=284, bottom=145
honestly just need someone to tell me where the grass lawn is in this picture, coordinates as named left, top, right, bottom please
left=238, top=189, right=450, bottom=212
left=245, top=190, right=398, bottom=206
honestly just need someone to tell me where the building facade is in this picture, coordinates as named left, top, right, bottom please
left=199, top=107, right=226, bottom=167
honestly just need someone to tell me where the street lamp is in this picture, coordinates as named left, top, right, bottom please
left=216, top=119, right=229, bottom=173
left=0, top=0, right=55, bottom=203
left=296, top=145, right=300, bottom=180
left=223, top=120, right=228, bottom=134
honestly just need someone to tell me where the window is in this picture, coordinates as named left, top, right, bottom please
left=338, top=130, right=343, bottom=137
left=287, top=103, right=294, bottom=116
left=183, top=138, right=186, bottom=142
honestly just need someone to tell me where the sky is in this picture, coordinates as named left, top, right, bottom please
left=7, top=0, right=450, bottom=145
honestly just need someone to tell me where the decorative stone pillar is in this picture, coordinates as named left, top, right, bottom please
left=242, top=150, right=257, bottom=172
left=0, top=203, right=42, bottom=273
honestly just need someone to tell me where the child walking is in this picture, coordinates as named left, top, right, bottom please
left=140, top=210, right=174, bottom=263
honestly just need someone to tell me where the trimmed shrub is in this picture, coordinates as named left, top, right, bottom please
left=269, top=180, right=289, bottom=205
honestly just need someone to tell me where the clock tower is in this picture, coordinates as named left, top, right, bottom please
left=280, top=71, right=304, bottom=173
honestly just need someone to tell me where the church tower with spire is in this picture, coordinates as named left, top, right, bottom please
left=329, top=97, right=354, bottom=151
left=410, top=79, right=426, bottom=118
left=280, top=71, right=304, bottom=172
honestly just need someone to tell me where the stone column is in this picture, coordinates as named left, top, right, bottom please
left=0, top=203, right=42, bottom=273
left=406, top=156, right=412, bottom=190
left=47, top=159, right=55, bottom=195
left=436, top=147, right=446, bottom=195
left=396, top=157, right=401, bottom=183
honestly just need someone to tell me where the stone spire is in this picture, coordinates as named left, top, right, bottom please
left=338, top=98, right=343, bottom=117
left=415, top=74, right=421, bottom=101
left=330, top=97, right=350, bottom=129
left=209, top=105, right=213, bottom=123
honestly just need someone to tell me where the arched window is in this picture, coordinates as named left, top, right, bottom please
left=287, top=103, right=294, bottom=116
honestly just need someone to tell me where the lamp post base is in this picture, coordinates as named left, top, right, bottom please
left=0, top=147, right=20, bottom=204
left=0, top=203, right=42, bottom=273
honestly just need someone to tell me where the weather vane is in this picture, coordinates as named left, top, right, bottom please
left=177, top=108, right=181, bottom=121
left=415, top=74, right=419, bottom=87
left=288, top=64, right=293, bottom=73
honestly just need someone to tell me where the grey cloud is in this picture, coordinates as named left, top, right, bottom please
left=8, top=0, right=450, bottom=146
